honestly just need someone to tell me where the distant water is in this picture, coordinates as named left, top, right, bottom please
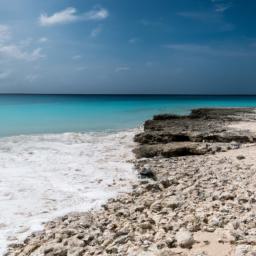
left=0, top=95, right=256, bottom=137
left=1, top=94, right=256, bottom=254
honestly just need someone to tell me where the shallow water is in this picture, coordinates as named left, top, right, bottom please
left=0, top=95, right=256, bottom=137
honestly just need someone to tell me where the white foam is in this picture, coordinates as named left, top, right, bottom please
left=0, top=129, right=139, bottom=254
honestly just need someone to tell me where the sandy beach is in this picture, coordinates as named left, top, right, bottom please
left=6, top=108, right=256, bottom=256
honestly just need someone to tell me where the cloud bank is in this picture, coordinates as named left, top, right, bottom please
left=0, top=45, right=44, bottom=61
left=39, top=7, right=109, bottom=26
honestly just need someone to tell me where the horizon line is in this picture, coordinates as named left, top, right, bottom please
left=1, top=93, right=256, bottom=96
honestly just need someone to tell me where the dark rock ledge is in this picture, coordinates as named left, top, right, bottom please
left=134, top=108, right=256, bottom=158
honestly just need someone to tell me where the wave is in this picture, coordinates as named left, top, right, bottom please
left=0, top=129, right=139, bottom=254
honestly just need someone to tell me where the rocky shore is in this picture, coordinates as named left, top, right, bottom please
left=6, top=108, right=256, bottom=256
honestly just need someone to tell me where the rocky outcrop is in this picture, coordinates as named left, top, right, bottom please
left=134, top=108, right=256, bottom=158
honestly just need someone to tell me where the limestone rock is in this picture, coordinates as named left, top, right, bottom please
left=175, top=229, right=194, bottom=248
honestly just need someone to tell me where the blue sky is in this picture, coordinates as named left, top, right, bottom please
left=0, top=0, right=255, bottom=94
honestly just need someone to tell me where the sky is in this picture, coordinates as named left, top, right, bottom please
left=0, top=0, right=255, bottom=94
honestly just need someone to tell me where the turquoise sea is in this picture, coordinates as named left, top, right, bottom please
left=1, top=95, right=256, bottom=137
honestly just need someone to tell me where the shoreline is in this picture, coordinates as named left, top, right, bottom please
left=6, top=108, right=256, bottom=256
left=0, top=129, right=138, bottom=256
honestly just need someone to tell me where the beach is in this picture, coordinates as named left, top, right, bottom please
left=5, top=108, right=256, bottom=256
left=1, top=0, right=256, bottom=254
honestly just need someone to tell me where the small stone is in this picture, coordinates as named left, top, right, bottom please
left=237, top=155, right=245, bottom=160
left=140, top=222, right=153, bottom=230
left=114, top=235, right=129, bottom=245
left=162, top=196, right=181, bottom=210
left=208, top=216, right=221, bottom=227
left=44, top=246, right=53, bottom=254
left=220, top=192, right=235, bottom=201
left=175, top=229, right=194, bottom=248
left=234, top=245, right=251, bottom=256
left=68, top=237, right=85, bottom=247
left=139, top=167, right=156, bottom=180
left=159, top=178, right=172, bottom=188
left=106, top=246, right=118, bottom=254
left=150, top=201, right=162, bottom=212
left=230, top=141, right=240, bottom=149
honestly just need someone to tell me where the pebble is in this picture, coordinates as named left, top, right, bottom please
left=175, top=229, right=194, bottom=248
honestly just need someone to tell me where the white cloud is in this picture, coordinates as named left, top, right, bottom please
left=215, top=3, right=232, bottom=12
left=0, top=25, right=45, bottom=62
left=39, top=7, right=77, bottom=26
left=85, top=8, right=108, bottom=20
left=0, top=70, right=11, bottom=79
left=29, top=48, right=45, bottom=61
left=115, top=66, right=130, bottom=72
left=38, top=37, right=48, bottom=43
left=39, top=7, right=109, bottom=27
left=210, top=0, right=232, bottom=12
left=0, top=25, right=11, bottom=42
left=90, top=26, right=102, bottom=37
left=0, top=45, right=45, bottom=61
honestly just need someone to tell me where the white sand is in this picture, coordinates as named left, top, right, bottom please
left=228, top=121, right=256, bottom=133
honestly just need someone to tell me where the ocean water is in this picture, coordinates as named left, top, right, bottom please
left=1, top=95, right=256, bottom=137
left=1, top=95, right=256, bottom=254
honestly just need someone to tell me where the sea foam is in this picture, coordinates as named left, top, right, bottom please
left=0, top=129, right=138, bottom=254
